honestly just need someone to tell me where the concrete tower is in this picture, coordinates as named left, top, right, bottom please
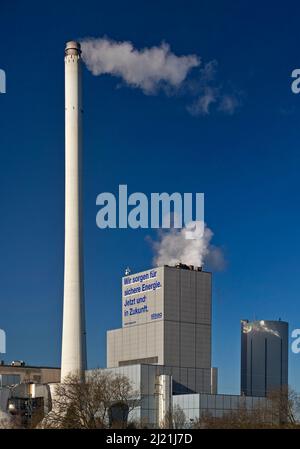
left=61, top=41, right=87, bottom=381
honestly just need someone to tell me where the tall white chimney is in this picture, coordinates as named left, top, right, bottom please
left=61, top=41, right=87, bottom=381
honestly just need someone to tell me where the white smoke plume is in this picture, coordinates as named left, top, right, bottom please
left=186, top=61, right=240, bottom=116
left=80, top=37, right=200, bottom=94
left=80, top=36, right=240, bottom=115
left=218, top=94, right=240, bottom=115
left=187, top=86, right=218, bottom=116
left=151, top=222, right=225, bottom=270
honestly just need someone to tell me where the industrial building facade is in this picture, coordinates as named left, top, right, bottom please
left=104, top=266, right=289, bottom=426
left=0, top=267, right=287, bottom=428
left=241, top=319, right=288, bottom=397
left=0, top=364, right=60, bottom=387
left=107, top=265, right=216, bottom=395
left=90, top=364, right=268, bottom=427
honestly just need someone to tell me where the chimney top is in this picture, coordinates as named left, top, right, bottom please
left=65, top=41, right=81, bottom=56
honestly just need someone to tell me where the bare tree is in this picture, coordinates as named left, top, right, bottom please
left=192, top=406, right=266, bottom=429
left=0, top=410, right=21, bottom=429
left=192, top=387, right=300, bottom=429
left=173, top=405, right=187, bottom=429
left=160, top=405, right=187, bottom=429
left=160, top=410, right=173, bottom=429
left=42, top=371, right=139, bottom=429
left=265, top=386, right=300, bottom=427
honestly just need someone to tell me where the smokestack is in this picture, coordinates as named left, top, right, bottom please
left=61, top=41, right=87, bottom=381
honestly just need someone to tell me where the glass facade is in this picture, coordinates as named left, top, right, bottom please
left=241, top=320, right=288, bottom=396
left=173, top=393, right=267, bottom=422
left=89, top=365, right=268, bottom=428
left=0, top=374, right=21, bottom=387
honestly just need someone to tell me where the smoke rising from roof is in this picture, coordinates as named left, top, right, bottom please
left=150, top=221, right=225, bottom=270
left=243, top=321, right=280, bottom=338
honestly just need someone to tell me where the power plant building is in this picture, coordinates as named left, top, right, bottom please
left=103, top=265, right=271, bottom=426
left=241, top=319, right=289, bottom=397
left=0, top=40, right=289, bottom=428
left=107, top=264, right=216, bottom=394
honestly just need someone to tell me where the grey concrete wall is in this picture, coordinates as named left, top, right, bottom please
left=107, top=321, right=164, bottom=368
left=163, top=267, right=212, bottom=370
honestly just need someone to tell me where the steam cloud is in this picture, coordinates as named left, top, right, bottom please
left=187, top=86, right=218, bottom=116
left=243, top=321, right=280, bottom=338
left=80, top=36, right=240, bottom=115
left=151, top=222, right=225, bottom=270
left=80, top=37, right=200, bottom=94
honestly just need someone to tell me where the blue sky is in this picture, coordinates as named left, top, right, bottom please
left=1, top=0, right=300, bottom=394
